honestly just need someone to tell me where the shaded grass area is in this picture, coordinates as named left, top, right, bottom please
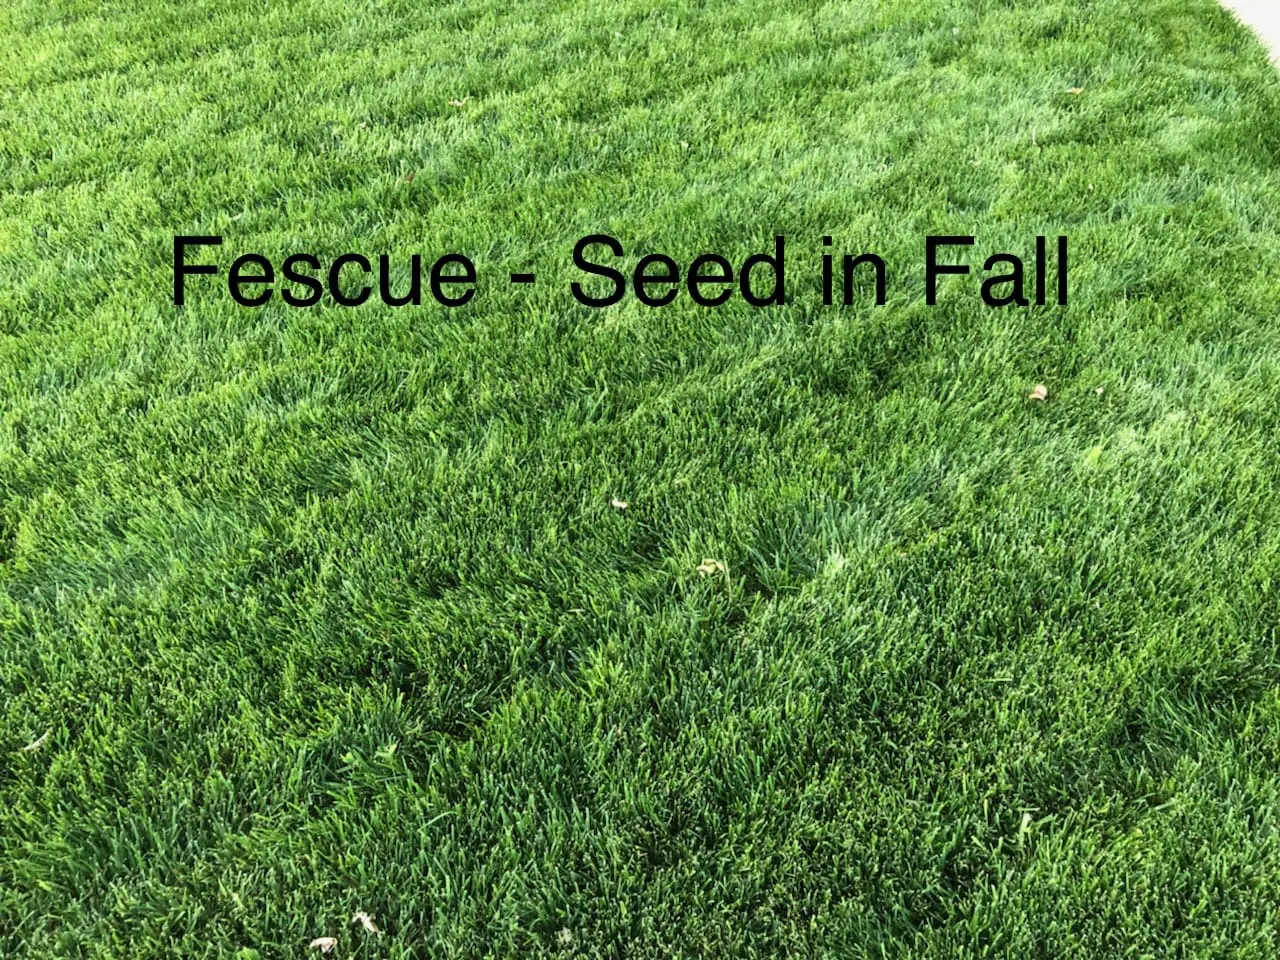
left=3, top=0, right=1280, bottom=955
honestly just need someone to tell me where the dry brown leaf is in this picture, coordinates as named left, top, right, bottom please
left=1027, top=384, right=1048, bottom=402
left=309, top=937, right=338, bottom=954
left=353, top=912, right=381, bottom=935
left=20, top=730, right=49, bottom=752
left=696, top=558, right=726, bottom=577
left=401, top=171, right=416, bottom=183
left=610, top=498, right=628, bottom=510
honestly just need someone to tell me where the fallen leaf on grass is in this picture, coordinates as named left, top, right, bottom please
left=1067, top=87, right=1084, bottom=95
left=20, top=730, right=49, bottom=752
left=610, top=498, right=628, bottom=510
left=308, top=937, right=337, bottom=954
left=352, top=912, right=381, bottom=935
left=401, top=171, right=416, bottom=183
left=1027, top=384, right=1048, bottom=402
left=696, top=558, right=726, bottom=577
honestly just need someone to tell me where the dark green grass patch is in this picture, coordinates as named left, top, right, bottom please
left=3, top=0, right=1280, bottom=955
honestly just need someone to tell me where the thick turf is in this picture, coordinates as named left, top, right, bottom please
left=4, top=0, right=1280, bottom=956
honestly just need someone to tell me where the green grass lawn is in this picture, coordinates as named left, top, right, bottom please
left=4, top=0, right=1280, bottom=955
